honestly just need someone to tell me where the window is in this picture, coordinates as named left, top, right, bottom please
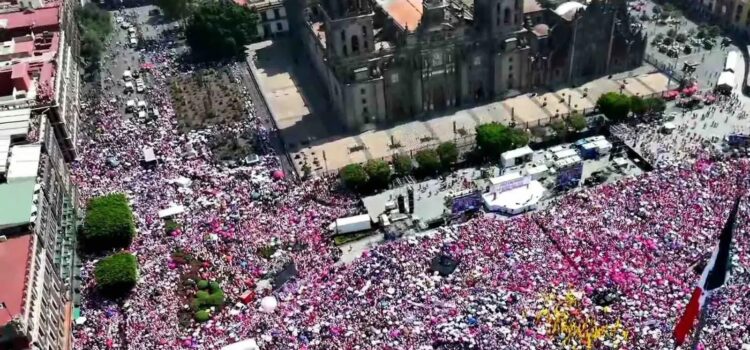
left=508, top=73, right=513, bottom=80
left=496, top=3, right=501, bottom=26
left=274, top=8, right=281, bottom=18
left=341, top=30, right=346, bottom=41
left=508, top=57, right=513, bottom=63
left=351, top=35, right=360, bottom=53
left=391, top=73, right=399, bottom=83
left=473, top=56, right=481, bottom=66
left=363, top=106, right=369, bottom=114
left=362, top=25, right=367, bottom=37
left=504, top=8, right=511, bottom=24
left=361, top=88, right=366, bottom=94
left=362, top=98, right=367, bottom=104
left=508, top=65, right=513, bottom=71
left=276, top=22, right=283, bottom=31
left=261, top=12, right=268, bottom=21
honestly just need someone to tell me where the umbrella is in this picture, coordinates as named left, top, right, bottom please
left=251, top=192, right=261, bottom=200
left=75, top=316, right=87, bottom=325
left=271, top=170, right=285, bottom=180
left=260, top=296, right=278, bottom=313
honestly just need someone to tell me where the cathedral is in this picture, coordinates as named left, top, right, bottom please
left=286, top=0, right=647, bottom=130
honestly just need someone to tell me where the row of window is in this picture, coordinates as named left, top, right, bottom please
left=260, top=8, right=284, bottom=21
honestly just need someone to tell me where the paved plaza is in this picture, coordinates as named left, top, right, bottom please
left=248, top=38, right=678, bottom=175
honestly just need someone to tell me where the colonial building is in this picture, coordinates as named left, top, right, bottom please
left=288, top=0, right=646, bottom=130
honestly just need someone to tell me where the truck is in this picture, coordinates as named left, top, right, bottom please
left=331, top=214, right=372, bottom=234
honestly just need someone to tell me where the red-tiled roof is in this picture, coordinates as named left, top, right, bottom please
left=0, top=6, right=60, bottom=31
left=0, top=234, right=33, bottom=326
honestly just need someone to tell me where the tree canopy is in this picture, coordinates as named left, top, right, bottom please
left=392, top=154, right=414, bottom=176
left=186, top=2, right=260, bottom=61
left=629, top=96, right=647, bottom=116
left=81, top=193, right=135, bottom=253
left=475, top=123, right=529, bottom=159
left=157, top=0, right=192, bottom=19
left=364, top=160, right=391, bottom=190
left=339, top=164, right=368, bottom=191
left=415, top=149, right=441, bottom=175
left=94, top=252, right=138, bottom=298
left=568, top=113, right=587, bottom=132
left=644, top=97, right=666, bottom=114
left=596, top=92, right=631, bottom=121
left=436, top=142, right=459, bottom=168
left=76, top=4, right=112, bottom=67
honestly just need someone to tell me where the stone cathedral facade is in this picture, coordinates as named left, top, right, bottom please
left=286, top=0, right=647, bottom=130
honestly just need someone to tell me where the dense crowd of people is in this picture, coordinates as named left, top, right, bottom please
left=71, top=9, right=750, bottom=350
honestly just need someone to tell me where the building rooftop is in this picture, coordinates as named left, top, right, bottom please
left=0, top=233, right=32, bottom=325
left=0, top=178, right=36, bottom=229
left=0, top=6, right=59, bottom=31
left=376, top=0, right=423, bottom=31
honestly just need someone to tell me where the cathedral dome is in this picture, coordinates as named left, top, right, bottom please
left=554, top=1, right=586, bottom=20
left=532, top=23, right=549, bottom=36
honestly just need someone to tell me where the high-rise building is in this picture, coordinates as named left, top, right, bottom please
left=0, top=0, right=81, bottom=349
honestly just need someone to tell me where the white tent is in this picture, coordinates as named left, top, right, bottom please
left=123, top=70, right=132, bottom=80
left=143, top=147, right=156, bottom=163
left=724, top=51, right=739, bottom=73
left=158, top=204, right=185, bottom=218
left=221, top=339, right=260, bottom=350
left=717, top=71, right=735, bottom=92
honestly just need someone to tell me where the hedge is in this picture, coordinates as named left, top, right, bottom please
left=81, top=193, right=135, bottom=253
left=194, top=310, right=210, bottom=322
left=191, top=279, right=225, bottom=316
left=94, top=252, right=138, bottom=298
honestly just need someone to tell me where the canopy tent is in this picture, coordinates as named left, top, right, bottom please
left=221, top=339, right=260, bottom=350
left=716, top=71, right=735, bottom=94
left=142, top=147, right=156, bottom=163
left=158, top=204, right=185, bottom=218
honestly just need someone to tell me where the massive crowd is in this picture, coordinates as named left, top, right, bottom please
left=72, top=10, right=750, bottom=350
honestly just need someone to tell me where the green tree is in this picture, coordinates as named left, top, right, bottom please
left=662, top=37, right=674, bottom=46
left=596, top=92, right=631, bottom=121
left=339, top=164, right=368, bottom=191
left=629, top=96, right=647, bottom=116
left=364, top=160, right=391, bottom=190
left=186, top=2, right=260, bottom=61
left=76, top=3, right=112, bottom=67
left=675, top=33, right=687, bottom=43
left=436, top=142, right=459, bottom=169
left=392, top=153, right=413, bottom=176
left=475, top=123, right=526, bottom=159
left=568, top=113, right=587, bottom=132
left=81, top=193, right=135, bottom=253
left=194, top=310, right=211, bottom=322
left=94, top=252, right=138, bottom=298
left=157, top=0, right=192, bottom=19
left=550, top=120, right=568, bottom=139
left=644, top=97, right=666, bottom=114
left=415, top=149, right=441, bottom=175
left=666, top=28, right=677, bottom=37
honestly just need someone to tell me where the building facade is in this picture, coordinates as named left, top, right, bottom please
left=288, top=0, right=646, bottom=130
left=0, top=1, right=81, bottom=349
